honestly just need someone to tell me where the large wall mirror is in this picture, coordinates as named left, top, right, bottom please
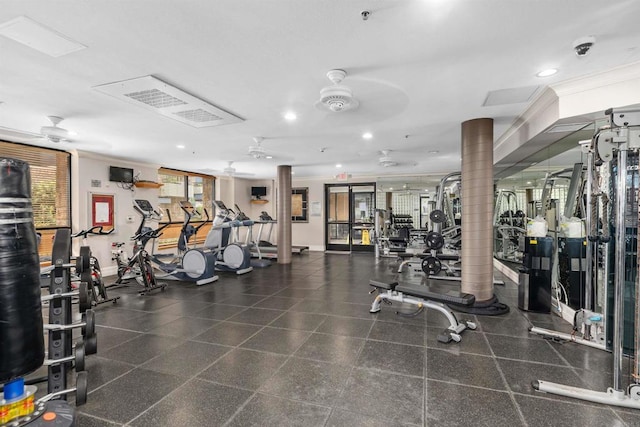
left=492, top=127, right=595, bottom=271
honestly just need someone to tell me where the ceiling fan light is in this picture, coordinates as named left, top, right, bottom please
left=316, top=82, right=359, bottom=113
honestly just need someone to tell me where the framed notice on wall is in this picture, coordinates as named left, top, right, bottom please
left=90, top=193, right=115, bottom=229
left=292, top=187, right=308, bottom=222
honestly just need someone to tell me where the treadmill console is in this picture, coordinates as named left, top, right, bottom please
left=213, top=200, right=229, bottom=211
left=134, top=199, right=155, bottom=214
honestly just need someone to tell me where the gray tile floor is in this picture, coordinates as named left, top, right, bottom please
left=67, top=252, right=640, bottom=426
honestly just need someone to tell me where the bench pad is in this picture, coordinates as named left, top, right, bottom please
left=395, top=283, right=475, bottom=306
left=369, top=278, right=398, bottom=290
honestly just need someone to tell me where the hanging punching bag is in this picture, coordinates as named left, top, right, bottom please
left=0, top=157, right=45, bottom=382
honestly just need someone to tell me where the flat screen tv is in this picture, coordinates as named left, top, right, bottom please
left=109, top=166, right=134, bottom=184
left=251, top=186, right=267, bottom=198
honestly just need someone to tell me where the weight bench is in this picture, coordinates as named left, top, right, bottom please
left=369, top=278, right=477, bottom=343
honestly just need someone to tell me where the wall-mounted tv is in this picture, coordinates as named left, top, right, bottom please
left=109, top=166, right=134, bottom=184
left=251, top=186, right=267, bottom=199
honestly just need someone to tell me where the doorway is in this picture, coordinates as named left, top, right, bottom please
left=325, top=183, right=376, bottom=252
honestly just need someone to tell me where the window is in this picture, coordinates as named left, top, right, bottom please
left=156, top=168, right=215, bottom=249
left=158, top=168, right=215, bottom=221
left=0, top=141, right=71, bottom=261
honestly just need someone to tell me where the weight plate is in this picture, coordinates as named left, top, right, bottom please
left=425, top=231, right=445, bottom=250
left=421, top=256, right=442, bottom=275
left=429, top=209, right=445, bottom=224
left=77, top=247, right=91, bottom=272
left=80, top=269, right=93, bottom=291
left=83, top=309, right=95, bottom=338
left=84, top=334, right=97, bottom=355
left=75, top=341, right=86, bottom=372
left=78, top=282, right=90, bottom=313
left=75, top=371, right=88, bottom=406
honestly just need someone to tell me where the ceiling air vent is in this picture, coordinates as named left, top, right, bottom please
left=483, top=86, right=540, bottom=107
left=93, top=75, right=243, bottom=128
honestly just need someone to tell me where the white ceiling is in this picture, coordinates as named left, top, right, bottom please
left=1, top=0, right=639, bottom=179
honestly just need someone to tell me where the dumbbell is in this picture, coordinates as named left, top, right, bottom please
left=41, top=282, right=92, bottom=312
left=47, top=254, right=91, bottom=274
left=44, top=309, right=96, bottom=339
left=38, top=371, right=88, bottom=406
left=44, top=341, right=86, bottom=371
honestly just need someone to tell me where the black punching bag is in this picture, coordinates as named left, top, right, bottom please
left=0, top=158, right=45, bottom=382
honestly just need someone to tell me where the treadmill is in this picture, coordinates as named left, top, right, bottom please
left=255, top=211, right=309, bottom=257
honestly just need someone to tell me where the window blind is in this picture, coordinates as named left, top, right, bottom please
left=0, top=141, right=71, bottom=228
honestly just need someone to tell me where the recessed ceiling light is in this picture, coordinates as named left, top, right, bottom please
left=284, top=111, right=297, bottom=121
left=526, top=181, right=532, bottom=185
left=389, top=187, right=393, bottom=191
left=362, top=132, right=373, bottom=140
left=428, top=150, right=439, bottom=154
left=536, top=68, right=558, bottom=77
left=266, top=155, right=273, bottom=159
left=67, top=131, right=78, bottom=137
left=176, top=144, right=185, bottom=149
left=336, top=164, right=342, bottom=168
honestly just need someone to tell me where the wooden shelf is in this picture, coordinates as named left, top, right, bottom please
left=134, top=181, right=163, bottom=189
left=251, top=199, right=269, bottom=204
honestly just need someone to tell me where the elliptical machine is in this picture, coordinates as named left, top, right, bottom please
left=203, top=201, right=253, bottom=275
left=133, top=199, right=218, bottom=286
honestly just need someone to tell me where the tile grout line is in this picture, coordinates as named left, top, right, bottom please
left=320, top=308, right=381, bottom=427
left=222, top=286, right=331, bottom=427
left=482, top=326, right=529, bottom=427
left=92, top=289, right=278, bottom=425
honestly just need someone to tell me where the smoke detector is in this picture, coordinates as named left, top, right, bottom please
left=378, top=150, right=398, bottom=167
left=40, top=116, right=72, bottom=143
left=315, top=69, right=359, bottom=113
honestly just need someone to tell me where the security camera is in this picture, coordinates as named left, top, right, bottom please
left=361, top=10, right=370, bottom=20
left=573, top=36, right=596, bottom=57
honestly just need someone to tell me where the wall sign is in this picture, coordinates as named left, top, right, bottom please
left=90, top=193, right=115, bottom=229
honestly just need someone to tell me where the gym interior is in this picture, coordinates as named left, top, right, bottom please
left=1, top=2, right=640, bottom=426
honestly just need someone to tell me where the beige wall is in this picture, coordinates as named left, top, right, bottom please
left=71, top=156, right=378, bottom=261
left=289, top=178, right=325, bottom=250
left=71, top=150, right=160, bottom=275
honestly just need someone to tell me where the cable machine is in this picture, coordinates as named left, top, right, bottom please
left=533, top=107, right=640, bottom=408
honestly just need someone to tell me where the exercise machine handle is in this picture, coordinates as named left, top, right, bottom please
left=71, top=226, right=115, bottom=238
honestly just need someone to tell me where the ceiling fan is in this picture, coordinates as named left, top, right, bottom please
left=378, top=150, right=398, bottom=168
left=315, top=69, right=359, bottom=113
left=247, top=137, right=273, bottom=159
left=0, top=116, right=76, bottom=143
left=204, top=161, right=255, bottom=177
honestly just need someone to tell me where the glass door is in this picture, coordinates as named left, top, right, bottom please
left=325, top=183, right=376, bottom=252
left=326, top=185, right=350, bottom=251
left=351, top=185, right=375, bottom=252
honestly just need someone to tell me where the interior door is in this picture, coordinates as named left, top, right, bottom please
left=326, top=185, right=350, bottom=251
left=351, top=185, right=375, bottom=252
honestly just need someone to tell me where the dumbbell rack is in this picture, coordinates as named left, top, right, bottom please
left=45, top=228, right=92, bottom=405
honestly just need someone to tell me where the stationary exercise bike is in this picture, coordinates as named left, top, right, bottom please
left=111, top=215, right=167, bottom=295
left=203, top=201, right=253, bottom=275
left=134, top=199, right=219, bottom=286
